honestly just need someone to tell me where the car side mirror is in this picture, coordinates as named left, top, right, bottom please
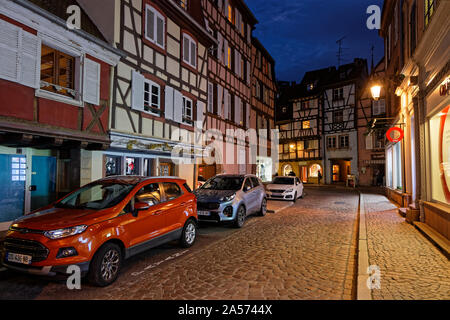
left=132, top=202, right=151, bottom=217
left=244, top=186, right=251, bottom=192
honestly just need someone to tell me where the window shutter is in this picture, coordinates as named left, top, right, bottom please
left=234, top=49, right=239, bottom=75
left=0, top=20, right=21, bottom=83
left=83, top=58, right=101, bottom=105
left=246, top=103, right=250, bottom=128
left=217, top=33, right=223, bottom=61
left=224, top=0, right=229, bottom=17
left=224, top=88, right=229, bottom=120
left=20, top=31, right=41, bottom=89
left=247, top=24, right=251, bottom=43
left=217, top=84, right=223, bottom=116
left=223, top=39, right=228, bottom=66
left=183, top=36, right=189, bottom=64
left=196, top=101, right=205, bottom=129
left=235, top=8, right=240, bottom=29
left=173, top=89, right=183, bottom=123
left=131, top=70, right=145, bottom=111
left=366, top=134, right=373, bottom=150
left=379, top=99, right=386, bottom=114
left=246, top=61, right=251, bottom=85
left=235, top=96, right=241, bottom=124
left=165, top=86, right=174, bottom=120
left=207, top=82, right=214, bottom=113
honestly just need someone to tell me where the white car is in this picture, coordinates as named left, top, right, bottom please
left=266, top=176, right=304, bottom=202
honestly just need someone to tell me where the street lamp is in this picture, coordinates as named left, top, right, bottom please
left=370, top=84, right=382, bottom=101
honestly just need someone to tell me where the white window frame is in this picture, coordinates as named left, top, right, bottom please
left=143, top=78, right=161, bottom=115
left=145, top=4, right=166, bottom=50
left=182, top=33, right=197, bottom=68
left=36, top=37, right=83, bottom=107
left=182, top=96, right=193, bottom=126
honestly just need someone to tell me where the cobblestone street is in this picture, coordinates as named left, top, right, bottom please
left=362, top=194, right=450, bottom=300
left=1, top=188, right=449, bottom=300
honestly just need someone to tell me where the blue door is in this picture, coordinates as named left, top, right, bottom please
left=31, top=156, right=57, bottom=211
left=0, top=155, right=26, bottom=223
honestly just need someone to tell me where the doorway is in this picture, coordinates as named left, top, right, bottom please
left=30, top=155, right=57, bottom=212
left=0, top=155, right=26, bottom=223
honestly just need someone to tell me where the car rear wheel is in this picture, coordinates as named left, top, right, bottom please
left=234, top=206, right=246, bottom=228
left=180, top=219, right=197, bottom=248
left=88, top=243, right=122, bottom=287
left=259, top=198, right=267, bottom=216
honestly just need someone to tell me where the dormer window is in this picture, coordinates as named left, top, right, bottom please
left=307, top=83, right=314, bottom=91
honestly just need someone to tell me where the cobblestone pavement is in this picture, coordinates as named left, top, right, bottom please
left=363, top=194, right=450, bottom=300
left=27, top=188, right=359, bottom=300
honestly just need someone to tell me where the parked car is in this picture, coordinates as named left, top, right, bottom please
left=194, top=174, right=267, bottom=228
left=196, top=175, right=207, bottom=189
left=266, top=176, right=304, bottom=202
left=1, top=176, right=197, bottom=287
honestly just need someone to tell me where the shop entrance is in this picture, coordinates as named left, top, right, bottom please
left=0, top=155, right=26, bottom=223
left=331, top=160, right=351, bottom=183
left=30, top=156, right=57, bottom=212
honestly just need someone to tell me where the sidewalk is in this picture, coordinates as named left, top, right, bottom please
left=361, top=193, right=450, bottom=300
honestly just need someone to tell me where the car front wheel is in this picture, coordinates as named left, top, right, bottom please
left=234, top=205, right=246, bottom=228
left=180, top=219, right=197, bottom=248
left=88, top=242, right=122, bottom=287
left=259, top=198, right=267, bottom=216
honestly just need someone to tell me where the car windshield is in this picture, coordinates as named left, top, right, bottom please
left=55, top=181, right=135, bottom=210
left=201, top=176, right=245, bottom=191
left=273, top=177, right=295, bottom=185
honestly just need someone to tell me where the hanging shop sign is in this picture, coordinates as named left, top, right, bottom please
left=386, top=127, right=404, bottom=143
left=439, top=105, right=450, bottom=202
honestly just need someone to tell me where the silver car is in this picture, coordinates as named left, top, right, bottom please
left=194, top=174, right=267, bottom=228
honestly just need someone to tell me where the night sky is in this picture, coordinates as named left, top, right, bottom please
left=246, top=0, right=385, bottom=82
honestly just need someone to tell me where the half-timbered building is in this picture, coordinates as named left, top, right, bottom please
left=81, top=0, right=216, bottom=188
left=200, top=0, right=258, bottom=178
left=0, top=0, right=122, bottom=230
left=251, top=37, right=276, bottom=182
left=323, top=58, right=368, bottom=184
left=276, top=68, right=333, bottom=183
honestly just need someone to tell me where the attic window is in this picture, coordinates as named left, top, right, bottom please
left=307, top=83, right=314, bottom=91
left=178, top=0, right=188, bottom=11
left=340, top=72, right=346, bottom=79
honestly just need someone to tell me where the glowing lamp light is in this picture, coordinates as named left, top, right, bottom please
left=371, top=85, right=382, bottom=101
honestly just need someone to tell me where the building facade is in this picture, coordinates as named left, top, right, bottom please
left=252, top=37, right=276, bottom=182
left=381, top=0, right=449, bottom=241
left=81, top=0, right=215, bottom=190
left=0, top=0, right=122, bottom=230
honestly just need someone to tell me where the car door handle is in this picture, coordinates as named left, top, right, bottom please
left=151, top=210, right=163, bottom=216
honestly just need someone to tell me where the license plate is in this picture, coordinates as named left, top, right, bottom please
left=197, top=211, right=211, bottom=216
left=6, top=252, right=32, bottom=265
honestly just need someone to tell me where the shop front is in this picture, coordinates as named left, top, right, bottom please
left=423, top=75, right=450, bottom=240
left=279, top=161, right=323, bottom=184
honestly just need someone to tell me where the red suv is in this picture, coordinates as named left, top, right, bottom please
left=1, top=176, right=198, bottom=286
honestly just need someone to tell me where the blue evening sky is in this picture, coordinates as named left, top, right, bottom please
left=246, top=0, right=385, bottom=82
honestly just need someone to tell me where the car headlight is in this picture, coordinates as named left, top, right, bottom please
left=285, top=189, right=294, bottom=193
left=220, top=194, right=236, bottom=203
left=44, top=225, right=88, bottom=240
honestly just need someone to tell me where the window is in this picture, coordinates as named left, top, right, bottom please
left=255, top=81, right=261, bottom=99
left=327, top=136, right=337, bottom=149
left=227, top=4, right=234, bottom=24
left=227, top=46, right=232, bottom=69
left=334, top=110, right=344, bottom=123
left=182, top=33, right=197, bottom=68
left=136, top=183, right=161, bottom=206
left=424, top=0, right=435, bottom=27
left=250, top=177, right=260, bottom=187
left=333, top=88, right=344, bottom=100
left=144, top=79, right=160, bottom=114
left=303, top=121, right=311, bottom=129
left=178, top=0, right=188, bottom=10
left=243, top=178, right=253, bottom=191
left=373, top=99, right=386, bottom=116
left=145, top=5, right=165, bottom=49
left=105, top=156, right=122, bottom=177
left=309, top=164, right=321, bottom=178
left=182, top=96, right=193, bottom=125
left=162, top=182, right=183, bottom=201
left=307, top=83, right=314, bottom=91
left=339, top=135, right=349, bottom=149
left=208, top=82, right=214, bottom=113
left=126, top=157, right=140, bottom=175
left=40, top=45, right=75, bottom=98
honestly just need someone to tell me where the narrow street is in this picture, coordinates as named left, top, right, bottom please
left=0, top=188, right=359, bottom=300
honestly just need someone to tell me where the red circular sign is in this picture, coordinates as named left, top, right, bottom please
left=386, top=127, right=404, bottom=143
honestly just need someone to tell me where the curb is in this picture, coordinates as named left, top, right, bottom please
left=356, top=193, right=372, bottom=300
